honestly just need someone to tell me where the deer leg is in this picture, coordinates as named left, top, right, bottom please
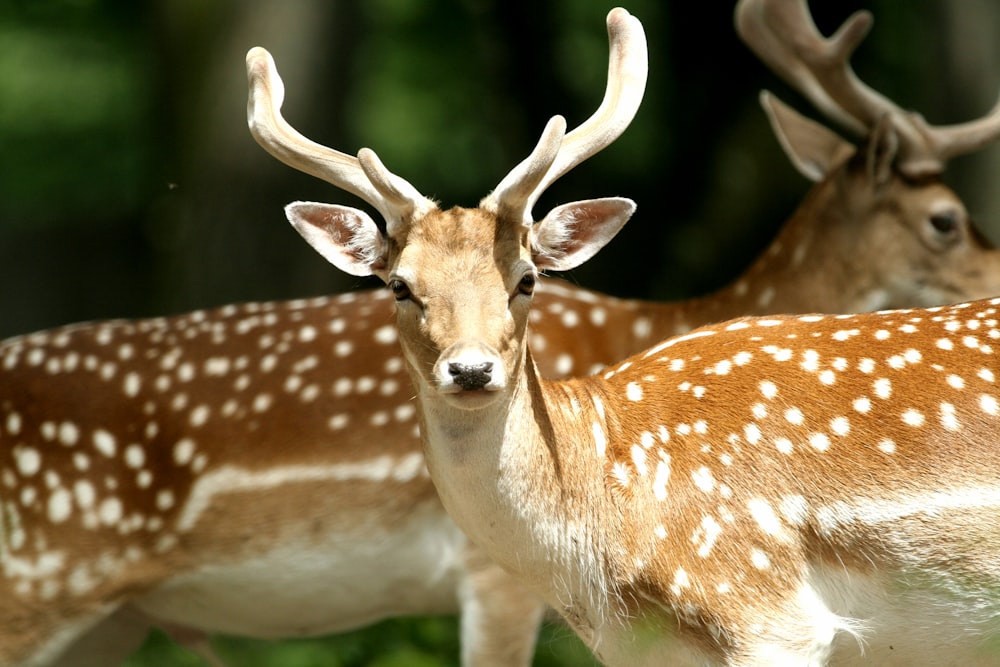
left=459, top=540, right=546, bottom=667
left=157, top=620, right=230, bottom=667
left=45, top=606, right=153, bottom=667
left=184, top=639, right=230, bottom=667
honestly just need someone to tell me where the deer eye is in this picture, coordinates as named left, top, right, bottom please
left=929, top=210, right=959, bottom=235
left=388, top=279, right=412, bottom=301
left=517, top=273, right=536, bottom=296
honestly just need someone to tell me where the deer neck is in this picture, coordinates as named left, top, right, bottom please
left=410, top=348, right=619, bottom=625
left=662, top=185, right=891, bottom=329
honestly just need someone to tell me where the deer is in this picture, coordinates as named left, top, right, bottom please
left=5, top=3, right=1000, bottom=667
left=263, top=0, right=1000, bottom=663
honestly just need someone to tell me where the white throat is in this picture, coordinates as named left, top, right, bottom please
left=413, top=369, right=616, bottom=641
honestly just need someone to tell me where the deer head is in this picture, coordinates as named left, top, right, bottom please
left=247, top=7, right=647, bottom=409
left=735, top=0, right=1000, bottom=311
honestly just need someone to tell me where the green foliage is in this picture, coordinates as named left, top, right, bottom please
left=0, top=0, right=154, bottom=228
left=124, top=617, right=601, bottom=667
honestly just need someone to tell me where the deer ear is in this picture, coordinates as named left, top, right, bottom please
left=531, top=197, right=635, bottom=271
left=285, top=201, right=388, bottom=277
left=761, top=91, right=855, bottom=182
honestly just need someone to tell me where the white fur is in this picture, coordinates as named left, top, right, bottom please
left=136, top=500, right=465, bottom=637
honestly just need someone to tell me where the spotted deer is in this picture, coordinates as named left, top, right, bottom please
left=270, top=0, right=1000, bottom=665
left=5, top=4, right=1000, bottom=667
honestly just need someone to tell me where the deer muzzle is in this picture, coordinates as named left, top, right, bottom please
left=434, top=341, right=505, bottom=397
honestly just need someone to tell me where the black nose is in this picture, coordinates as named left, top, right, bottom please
left=448, top=362, right=494, bottom=391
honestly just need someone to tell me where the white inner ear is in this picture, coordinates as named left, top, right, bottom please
left=285, top=201, right=386, bottom=277
left=533, top=197, right=635, bottom=272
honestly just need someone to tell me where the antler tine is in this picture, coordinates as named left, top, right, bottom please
left=533, top=8, right=648, bottom=205
left=486, top=116, right=568, bottom=224
left=915, top=93, right=1000, bottom=166
left=734, top=0, right=894, bottom=137
left=246, top=47, right=433, bottom=231
left=486, top=7, right=648, bottom=224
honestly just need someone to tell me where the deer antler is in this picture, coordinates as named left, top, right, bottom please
left=485, top=7, right=648, bottom=224
left=735, top=0, right=1000, bottom=177
left=246, top=47, right=436, bottom=234
left=248, top=7, right=645, bottom=230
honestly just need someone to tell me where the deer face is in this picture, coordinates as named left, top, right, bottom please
left=829, top=154, right=1000, bottom=310
left=880, top=179, right=1000, bottom=306
left=286, top=197, right=636, bottom=411
left=388, top=207, right=534, bottom=409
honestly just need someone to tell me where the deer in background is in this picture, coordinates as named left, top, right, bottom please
left=275, top=0, right=1000, bottom=663
left=5, top=3, right=1000, bottom=667
left=487, top=5, right=1000, bottom=376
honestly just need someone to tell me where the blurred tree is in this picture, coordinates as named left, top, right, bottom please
left=2, top=1, right=1000, bottom=665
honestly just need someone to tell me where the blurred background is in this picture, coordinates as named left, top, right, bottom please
left=2, top=0, right=999, bottom=664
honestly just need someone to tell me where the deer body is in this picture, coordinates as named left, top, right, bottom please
left=0, top=294, right=538, bottom=666
left=418, top=290, right=1000, bottom=665
left=131, top=488, right=464, bottom=637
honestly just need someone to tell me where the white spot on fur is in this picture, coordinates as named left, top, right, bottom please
left=748, top=499, right=786, bottom=540
left=874, top=378, right=892, bottom=399
left=173, top=438, right=196, bottom=466
left=93, top=430, right=116, bottom=458
left=671, top=567, right=690, bottom=594
left=58, top=422, right=79, bottom=447
left=555, top=354, right=573, bottom=376
left=14, top=446, right=41, bottom=476
left=779, top=495, right=808, bottom=525
left=809, top=433, right=830, bottom=452
left=653, top=456, right=671, bottom=501
left=692, top=515, right=723, bottom=558
left=692, top=467, right=715, bottom=493
left=750, top=548, right=771, bottom=570
left=940, top=403, right=960, bottom=431
left=47, top=488, right=72, bottom=523
left=99, top=496, right=123, bottom=525
left=123, top=372, right=141, bottom=397
left=901, top=409, right=925, bottom=427
left=593, top=422, right=607, bottom=458
left=124, top=445, right=145, bottom=469
left=626, top=382, right=643, bottom=401
left=631, top=445, right=648, bottom=477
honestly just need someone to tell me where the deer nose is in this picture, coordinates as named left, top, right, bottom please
left=448, top=361, right=494, bottom=391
